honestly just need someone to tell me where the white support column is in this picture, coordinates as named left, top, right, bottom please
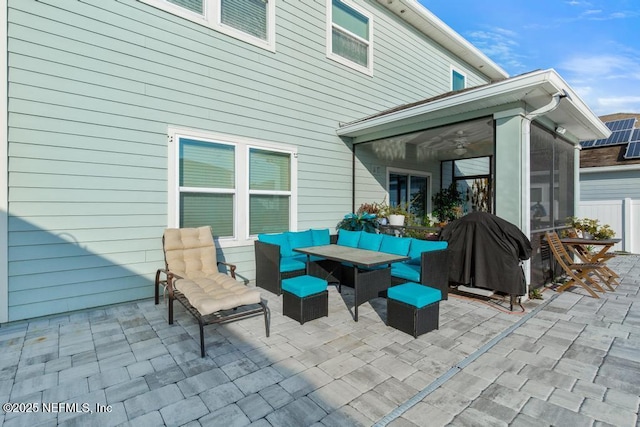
left=624, top=197, right=632, bottom=253
left=574, top=145, right=581, bottom=219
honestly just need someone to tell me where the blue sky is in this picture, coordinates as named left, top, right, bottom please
left=418, top=0, right=640, bottom=116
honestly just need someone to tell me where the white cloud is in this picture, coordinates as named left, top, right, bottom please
left=467, top=27, right=527, bottom=72
left=560, top=53, right=640, bottom=114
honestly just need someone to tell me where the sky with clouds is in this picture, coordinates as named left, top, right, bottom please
left=418, top=0, right=640, bottom=116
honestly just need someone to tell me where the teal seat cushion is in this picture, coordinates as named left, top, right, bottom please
left=379, top=235, right=411, bottom=256
left=388, top=282, right=441, bottom=308
left=358, top=232, right=383, bottom=251
left=390, top=262, right=420, bottom=282
left=311, top=228, right=331, bottom=246
left=282, top=275, right=328, bottom=297
left=288, top=230, right=314, bottom=252
left=407, top=239, right=448, bottom=265
left=337, top=230, right=361, bottom=248
left=258, top=233, right=292, bottom=258
left=280, top=256, right=307, bottom=273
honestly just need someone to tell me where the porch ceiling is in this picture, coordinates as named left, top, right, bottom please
left=337, top=69, right=611, bottom=144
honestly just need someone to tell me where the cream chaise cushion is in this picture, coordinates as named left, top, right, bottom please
left=164, top=226, right=261, bottom=316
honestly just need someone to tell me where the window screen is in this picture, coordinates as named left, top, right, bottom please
left=221, top=0, right=268, bottom=40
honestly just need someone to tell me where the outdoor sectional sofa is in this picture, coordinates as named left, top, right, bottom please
left=254, top=228, right=450, bottom=299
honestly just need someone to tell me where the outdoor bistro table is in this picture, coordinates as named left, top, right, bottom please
left=293, top=245, right=409, bottom=321
left=559, top=237, right=621, bottom=262
left=560, top=237, right=622, bottom=285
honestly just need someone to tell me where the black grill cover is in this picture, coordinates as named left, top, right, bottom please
left=439, top=212, right=532, bottom=296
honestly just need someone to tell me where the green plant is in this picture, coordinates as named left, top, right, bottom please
left=387, top=202, right=410, bottom=216
left=566, top=217, right=616, bottom=240
left=529, top=287, right=543, bottom=300
left=336, top=212, right=379, bottom=233
left=432, top=183, right=464, bottom=223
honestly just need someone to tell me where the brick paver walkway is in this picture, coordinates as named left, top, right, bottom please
left=1, top=255, right=638, bottom=426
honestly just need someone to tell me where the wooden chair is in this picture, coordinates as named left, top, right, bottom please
left=545, top=231, right=613, bottom=298
left=155, top=226, right=269, bottom=357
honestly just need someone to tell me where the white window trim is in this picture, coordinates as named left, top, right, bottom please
left=168, top=127, right=298, bottom=248
left=139, top=0, right=276, bottom=52
left=326, top=0, right=374, bottom=76
left=386, top=167, right=433, bottom=215
left=451, top=66, right=467, bottom=91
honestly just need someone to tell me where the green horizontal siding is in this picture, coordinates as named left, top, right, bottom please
left=7, top=0, right=492, bottom=320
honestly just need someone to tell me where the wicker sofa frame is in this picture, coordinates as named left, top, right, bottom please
left=254, top=234, right=338, bottom=295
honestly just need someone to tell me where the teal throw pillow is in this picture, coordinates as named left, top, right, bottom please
left=337, top=229, right=361, bottom=248
left=379, top=235, right=411, bottom=256
left=358, top=232, right=383, bottom=251
left=310, top=228, right=330, bottom=246
left=408, top=239, right=448, bottom=264
left=258, top=233, right=292, bottom=258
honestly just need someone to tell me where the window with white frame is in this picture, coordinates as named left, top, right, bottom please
left=451, top=68, right=466, bottom=91
left=327, top=0, right=373, bottom=74
left=140, top=0, right=276, bottom=51
left=169, top=129, right=297, bottom=245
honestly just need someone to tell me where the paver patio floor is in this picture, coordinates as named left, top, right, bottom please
left=1, top=255, right=639, bottom=426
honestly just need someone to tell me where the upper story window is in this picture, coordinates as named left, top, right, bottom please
left=451, top=68, right=466, bottom=91
left=327, top=0, right=373, bottom=75
left=169, top=129, right=297, bottom=246
left=141, top=0, right=276, bottom=51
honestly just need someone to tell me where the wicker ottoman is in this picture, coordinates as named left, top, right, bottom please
left=282, top=275, right=328, bottom=325
left=387, top=282, right=441, bottom=338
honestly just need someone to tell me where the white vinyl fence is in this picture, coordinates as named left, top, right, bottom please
left=579, top=198, right=639, bottom=254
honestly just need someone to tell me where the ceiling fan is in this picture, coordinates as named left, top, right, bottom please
left=451, top=131, right=468, bottom=156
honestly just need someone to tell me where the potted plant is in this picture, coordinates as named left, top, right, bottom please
left=566, top=217, right=615, bottom=240
left=387, top=202, right=409, bottom=226
left=432, top=183, right=463, bottom=224
left=336, top=212, right=379, bottom=233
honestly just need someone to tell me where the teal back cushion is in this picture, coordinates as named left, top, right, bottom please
left=358, top=232, right=383, bottom=251
left=310, top=228, right=331, bottom=246
left=288, top=230, right=314, bottom=252
left=258, top=233, right=292, bottom=258
left=337, top=229, right=361, bottom=248
left=379, top=235, right=411, bottom=256
left=408, top=239, right=448, bottom=264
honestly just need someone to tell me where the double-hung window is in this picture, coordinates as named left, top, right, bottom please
left=169, top=129, right=297, bottom=246
left=327, top=0, right=373, bottom=75
left=451, top=67, right=466, bottom=91
left=141, top=0, right=276, bottom=51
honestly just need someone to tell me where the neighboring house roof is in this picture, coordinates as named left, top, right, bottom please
left=378, top=0, right=509, bottom=82
left=580, top=113, right=640, bottom=168
left=338, top=69, right=610, bottom=143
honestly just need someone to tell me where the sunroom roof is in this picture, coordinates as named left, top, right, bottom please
left=337, top=69, right=610, bottom=144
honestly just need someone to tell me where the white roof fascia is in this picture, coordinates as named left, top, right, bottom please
left=377, top=0, right=508, bottom=81
left=337, top=69, right=610, bottom=141
left=580, top=164, right=640, bottom=174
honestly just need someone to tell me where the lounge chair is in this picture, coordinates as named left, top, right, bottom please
left=155, top=226, right=269, bottom=357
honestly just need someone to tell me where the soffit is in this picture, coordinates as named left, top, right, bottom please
left=377, top=0, right=508, bottom=81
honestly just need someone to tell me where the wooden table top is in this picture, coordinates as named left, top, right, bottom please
left=293, top=244, right=409, bottom=268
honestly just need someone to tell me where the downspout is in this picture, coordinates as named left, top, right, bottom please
left=520, top=90, right=569, bottom=288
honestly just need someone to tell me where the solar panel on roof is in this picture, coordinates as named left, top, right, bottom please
left=605, top=118, right=635, bottom=132
left=631, top=129, right=640, bottom=142
left=581, top=140, right=595, bottom=148
left=582, top=118, right=637, bottom=148
left=625, top=141, right=640, bottom=159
